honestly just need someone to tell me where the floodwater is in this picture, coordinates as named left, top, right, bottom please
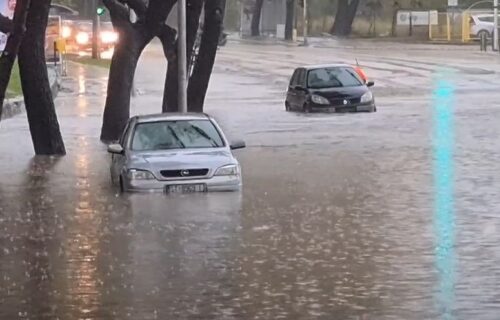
left=1, top=40, right=500, bottom=319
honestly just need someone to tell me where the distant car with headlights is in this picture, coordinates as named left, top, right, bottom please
left=108, top=113, right=246, bottom=193
left=62, top=20, right=118, bottom=52
left=285, top=64, right=376, bottom=113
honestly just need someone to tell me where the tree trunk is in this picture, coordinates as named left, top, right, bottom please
left=285, top=0, right=295, bottom=41
left=330, top=0, right=360, bottom=36
left=18, top=0, right=65, bottom=155
left=0, top=0, right=31, bottom=120
left=251, top=0, right=264, bottom=37
left=187, top=0, right=225, bottom=112
left=0, top=13, right=13, bottom=33
left=162, top=0, right=204, bottom=113
left=100, top=0, right=176, bottom=142
left=100, top=26, right=152, bottom=142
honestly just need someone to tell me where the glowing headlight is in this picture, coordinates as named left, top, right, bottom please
left=62, top=26, right=72, bottom=39
left=214, top=165, right=240, bottom=176
left=311, top=94, right=330, bottom=105
left=100, top=31, right=118, bottom=44
left=76, top=32, right=90, bottom=45
left=360, top=91, right=373, bottom=103
left=127, top=169, right=155, bottom=180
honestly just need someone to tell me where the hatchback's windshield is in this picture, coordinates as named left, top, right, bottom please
left=131, top=120, right=224, bottom=151
left=307, top=67, right=362, bottom=89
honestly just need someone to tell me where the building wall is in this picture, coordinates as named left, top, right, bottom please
left=261, top=0, right=287, bottom=35
left=240, top=0, right=287, bottom=36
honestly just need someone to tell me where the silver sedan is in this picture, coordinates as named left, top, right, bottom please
left=107, top=113, right=245, bottom=193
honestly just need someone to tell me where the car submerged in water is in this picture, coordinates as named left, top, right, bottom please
left=108, top=113, right=246, bottom=193
left=285, top=64, right=376, bottom=113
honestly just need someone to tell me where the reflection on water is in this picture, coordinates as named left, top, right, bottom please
left=2, top=58, right=500, bottom=318
left=433, top=73, right=456, bottom=320
left=66, top=137, right=101, bottom=317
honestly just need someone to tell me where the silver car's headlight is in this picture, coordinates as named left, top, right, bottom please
left=127, top=169, right=155, bottom=180
left=311, top=94, right=330, bottom=105
left=361, top=91, right=373, bottom=103
left=214, top=164, right=240, bottom=176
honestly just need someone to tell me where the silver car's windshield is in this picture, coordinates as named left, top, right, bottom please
left=131, top=120, right=225, bottom=151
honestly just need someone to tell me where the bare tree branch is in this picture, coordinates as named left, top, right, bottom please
left=0, top=13, right=12, bottom=34
left=158, top=24, right=176, bottom=61
left=120, top=0, right=148, bottom=19
left=103, top=0, right=130, bottom=28
left=146, top=0, right=176, bottom=34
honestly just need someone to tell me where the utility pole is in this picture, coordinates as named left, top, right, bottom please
left=494, top=0, right=499, bottom=51
left=178, top=0, right=188, bottom=113
left=92, top=0, right=100, bottom=59
left=303, top=0, right=308, bottom=46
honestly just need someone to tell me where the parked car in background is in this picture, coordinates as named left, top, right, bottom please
left=285, top=64, right=376, bottom=113
left=108, top=113, right=246, bottom=193
left=470, top=14, right=499, bottom=39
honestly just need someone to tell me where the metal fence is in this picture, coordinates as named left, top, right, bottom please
left=429, top=12, right=471, bottom=43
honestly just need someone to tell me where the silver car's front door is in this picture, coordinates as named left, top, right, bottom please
left=111, top=121, right=132, bottom=184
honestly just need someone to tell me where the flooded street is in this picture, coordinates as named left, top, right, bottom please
left=1, top=40, right=500, bottom=319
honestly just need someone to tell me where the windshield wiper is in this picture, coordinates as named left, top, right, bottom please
left=167, top=126, right=186, bottom=148
left=191, top=125, right=219, bottom=147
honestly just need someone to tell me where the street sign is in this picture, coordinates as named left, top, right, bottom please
left=448, top=0, right=458, bottom=6
left=397, top=11, right=438, bottom=26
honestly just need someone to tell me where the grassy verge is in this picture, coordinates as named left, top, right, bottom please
left=66, top=54, right=112, bottom=68
left=6, top=62, right=22, bottom=99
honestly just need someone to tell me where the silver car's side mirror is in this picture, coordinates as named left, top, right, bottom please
left=108, top=144, right=124, bottom=155
left=366, top=81, right=375, bottom=87
left=230, top=140, right=246, bottom=150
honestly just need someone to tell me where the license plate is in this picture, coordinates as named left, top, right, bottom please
left=165, top=184, right=207, bottom=194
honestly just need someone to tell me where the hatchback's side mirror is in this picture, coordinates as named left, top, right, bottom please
left=108, top=144, right=124, bottom=155
left=366, top=81, right=375, bottom=87
left=230, top=140, right=246, bottom=150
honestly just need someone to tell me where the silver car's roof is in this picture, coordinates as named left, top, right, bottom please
left=301, top=63, right=352, bottom=70
left=133, top=113, right=212, bottom=124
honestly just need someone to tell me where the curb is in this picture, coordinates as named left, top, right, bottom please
left=229, top=37, right=482, bottom=51
left=1, top=66, right=60, bottom=121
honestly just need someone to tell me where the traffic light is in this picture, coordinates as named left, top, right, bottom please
left=96, top=6, right=106, bottom=16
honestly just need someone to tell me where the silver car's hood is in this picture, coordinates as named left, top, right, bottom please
left=128, top=148, right=236, bottom=170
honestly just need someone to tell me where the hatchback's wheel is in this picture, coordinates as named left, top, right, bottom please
left=285, top=102, right=291, bottom=112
